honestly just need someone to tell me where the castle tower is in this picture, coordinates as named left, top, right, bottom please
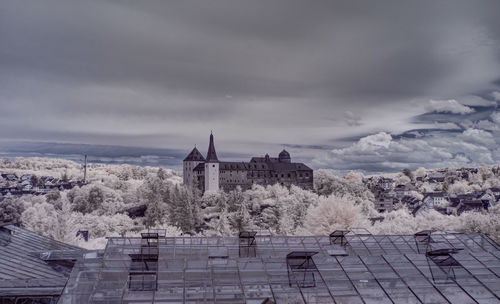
left=278, top=149, right=291, bottom=163
left=205, top=132, right=220, bottom=192
left=183, top=146, right=205, bottom=187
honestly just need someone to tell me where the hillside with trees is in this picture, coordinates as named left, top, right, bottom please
left=0, top=157, right=498, bottom=249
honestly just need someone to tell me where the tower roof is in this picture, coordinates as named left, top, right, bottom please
left=279, top=149, right=291, bottom=160
left=206, top=133, right=219, bottom=162
left=184, top=147, right=205, bottom=162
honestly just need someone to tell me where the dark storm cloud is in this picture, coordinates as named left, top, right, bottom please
left=1, top=0, right=500, bottom=171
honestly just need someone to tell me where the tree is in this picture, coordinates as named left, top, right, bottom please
left=30, top=175, right=39, bottom=187
left=168, top=185, right=199, bottom=234
left=46, top=190, right=63, bottom=210
left=394, top=174, right=411, bottom=185
left=157, top=168, right=168, bottom=180
left=447, top=180, right=475, bottom=194
left=313, top=169, right=374, bottom=201
left=53, top=198, right=79, bottom=243
left=0, top=198, right=25, bottom=223
left=414, top=167, right=427, bottom=179
left=206, top=206, right=233, bottom=236
left=231, top=199, right=253, bottom=232
left=344, top=171, right=364, bottom=183
left=61, top=171, right=69, bottom=183
left=402, top=168, right=414, bottom=181
left=21, top=202, right=59, bottom=239
left=303, top=195, right=368, bottom=235
left=46, top=190, right=61, bottom=203
left=142, top=176, right=168, bottom=227
left=71, top=185, right=104, bottom=214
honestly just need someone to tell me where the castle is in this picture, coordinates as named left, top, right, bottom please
left=183, top=133, right=313, bottom=192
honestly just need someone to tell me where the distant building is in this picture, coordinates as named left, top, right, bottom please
left=422, top=192, right=447, bottom=207
left=183, top=133, right=313, bottom=192
left=377, top=177, right=396, bottom=190
left=374, top=194, right=396, bottom=213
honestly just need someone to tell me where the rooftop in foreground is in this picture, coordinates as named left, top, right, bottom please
left=1, top=222, right=499, bottom=303
left=0, top=223, right=85, bottom=303
left=56, top=230, right=500, bottom=304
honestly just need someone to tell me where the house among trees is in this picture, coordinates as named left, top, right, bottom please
left=427, top=172, right=446, bottom=183
left=374, top=193, right=396, bottom=213
left=0, top=173, right=82, bottom=201
left=183, top=133, right=313, bottom=192
left=422, top=192, right=447, bottom=207
left=377, top=177, right=396, bottom=190
left=445, top=197, right=488, bottom=215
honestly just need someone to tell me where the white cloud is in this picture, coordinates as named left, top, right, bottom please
left=432, top=122, right=461, bottom=130
left=474, top=120, right=499, bottom=131
left=492, top=91, right=500, bottom=101
left=460, top=95, right=496, bottom=107
left=316, top=127, right=498, bottom=172
left=461, top=128, right=495, bottom=146
left=491, top=112, right=500, bottom=124
left=344, top=111, right=362, bottom=126
left=425, top=99, right=475, bottom=115
left=357, top=132, right=392, bottom=150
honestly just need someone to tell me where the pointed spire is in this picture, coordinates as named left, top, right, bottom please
left=206, top=132, right=219, bottom=162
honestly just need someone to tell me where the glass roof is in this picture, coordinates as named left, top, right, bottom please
left=57, top=232, right=500, bottom=304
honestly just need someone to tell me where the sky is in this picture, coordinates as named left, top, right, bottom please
left=1, top=0, right=500, bottom=173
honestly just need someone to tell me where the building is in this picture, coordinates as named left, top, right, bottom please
left=0, top=223, right=85, bottom=303
left=422, top=192, right=447, bottom=207
left=377, top=177, right=396, bottom=190
left=2, top=224, right=500, bottom=303
left=374, top=193, right=397, bottom=213
left=183, top=133, right=313, bottom=192
left=57, top=229, right=500, bottom=303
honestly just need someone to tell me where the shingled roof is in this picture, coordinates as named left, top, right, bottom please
left=183, top=147, right=205, bottom=162
left=0, top=224, right=85, bottom=297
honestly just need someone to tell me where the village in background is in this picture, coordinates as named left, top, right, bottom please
left=0, top=153, right=498, bottom=249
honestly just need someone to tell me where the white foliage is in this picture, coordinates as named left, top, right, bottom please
left=303, top=195, right=368, bottom=235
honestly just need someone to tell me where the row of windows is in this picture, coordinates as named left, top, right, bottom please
left=197, top=172, right=310, bottom=179
left=222, top=164, right=267, bottom=170
left=220, top=171, right=310, bottom=178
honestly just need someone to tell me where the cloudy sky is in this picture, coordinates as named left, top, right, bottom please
left=1, top=0, right=499, bottom=172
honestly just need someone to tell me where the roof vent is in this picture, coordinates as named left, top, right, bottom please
left=286, top=251, right=319, bottom=288
left=426, top=248, right=463, bottom=284
left=329, top=230, right=349, bottom=246
left=414, top=230, right=433, bottom=254
left=128, top=230, right=161, bottom=291
left=239, top=231, right=257, bottom=258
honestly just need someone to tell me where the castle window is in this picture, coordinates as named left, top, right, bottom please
left=305, top=173, right=309, bottom=177
left=262, top=165, right=265, bottom=169
left=288, top=174, right=291, bottom=178
left=281, top=174, right=284, bottom=178
left=213, top=165, right=215, bottom=168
